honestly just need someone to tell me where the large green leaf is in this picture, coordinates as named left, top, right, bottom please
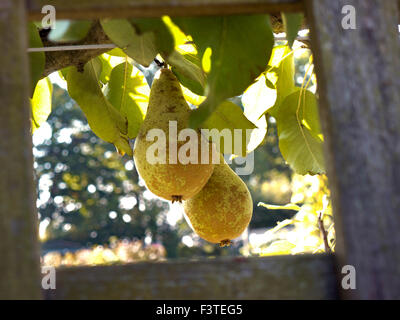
left=282, top=13, right=303, bottom=48
left=31, top=77, right=53, bottom=133
left=241, top=46, right=298, bottom=152
left=48, top=20, right=92, bottom=43
left=163, top=16, right=192, bottom=53
left=173, top=15, right=274, bottom=127
left=202, top=101, right=256, bottom=156
left=167, top=51, right=206, bottom=96
left=162, top=17, right=206, bottom=102
left=130, top=18, right=174, bottom=57
left=106, top=48, right=127, bottom=57
left=154, top=17, right=205, bottom=96
left=266, top=45, right=298, bottom=117
left=66, top=58, right=132, bottom=156
left=242, top=74, right=276, bottom=152
left=28, top=23, right=45, bottom=97
left=275, top=90, right=325, bottom=175
left=100, top=19, right=157, bottom=66
left=106, top=61, right=150, bottom=138
left=98, top=51, right=129, bottom=84
left=98, top=54, right=113, bottom=84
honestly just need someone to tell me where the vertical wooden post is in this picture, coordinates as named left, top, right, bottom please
left=306, top=0, right=400, bottom=299
left=0, top=0, right=41, bottom=299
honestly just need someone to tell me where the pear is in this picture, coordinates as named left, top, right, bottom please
left=133, top=68, right=214, bottom=202
left=183, top=156, right=253, bottom=246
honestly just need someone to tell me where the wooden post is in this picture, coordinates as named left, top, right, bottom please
left=306, top=0, right=400, bottom=299
left=0, top=0, right=42, bottom=299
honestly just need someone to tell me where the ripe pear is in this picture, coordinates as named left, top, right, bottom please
left=183, top=156, right=253, bottom=246
left=133, top=68, right=214, bottom=202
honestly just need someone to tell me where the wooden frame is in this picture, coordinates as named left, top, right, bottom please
left=306, top=0, right=400, bottom=299
left=0, top=0, right=399, bottom=299
left=27, top=0, right=304, bottom=20
left=0, top=0, right=41, bottom=300
left=44, top=255, right=337, bottom=300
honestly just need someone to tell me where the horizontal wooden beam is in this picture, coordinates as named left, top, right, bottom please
left=44, top=254, right=337, bottom=299
left=27, top=0, right=304, bottom=20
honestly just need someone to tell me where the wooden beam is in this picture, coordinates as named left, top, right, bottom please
left=27, top=0, right=304, bottom=20
left=44, top=254, right=337, bottom=299
left=306, top=0, right=400, bottom=299
left=0, top=0, right=42, bottom=299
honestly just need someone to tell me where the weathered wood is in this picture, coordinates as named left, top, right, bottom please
left=306, top=0, right=400, bottom=299
left=27, top=0, right=303, bottom=20
left=0, top=0, right=42, bottom=299
left=44, top=254, right=337, bottom=299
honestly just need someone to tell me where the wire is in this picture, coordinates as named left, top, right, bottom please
left=27, top=36, right=310, bottom=52
left=27, top=43, right=117, bottom=52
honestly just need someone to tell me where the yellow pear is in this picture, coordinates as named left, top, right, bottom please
left=133, top=68, right=214, bottom=202
left=183, top=156, right=253, bottom=246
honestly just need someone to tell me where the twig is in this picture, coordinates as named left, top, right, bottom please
left=318, top=211, right=332, bottom=253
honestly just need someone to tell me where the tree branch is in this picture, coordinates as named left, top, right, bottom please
left=318, top=211, right=332, bottom=253
left=41, top=21, right=112, bottom=78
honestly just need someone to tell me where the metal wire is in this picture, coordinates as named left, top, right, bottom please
left=27, top=43, right=117, bottom=52
left=27, top=37, right=310, bottom=52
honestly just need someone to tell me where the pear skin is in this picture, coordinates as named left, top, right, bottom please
left=183, top=157, right=253, bottom=245
left=133, top=68, right=214, bottom=201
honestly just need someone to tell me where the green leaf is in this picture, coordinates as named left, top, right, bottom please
left=106, top=48, right=126, bottom=57
left=31, top=77, right=53, bottom=133
left=266, top=45, right=297, bottom=117
left=275, top=90, right=325, bottom=175
left=98, top=54, right=114, bottom=84
left=173, top=15, right=274, bottom=127
left=201, top=101, right=256, bottom=156
left=282, top=13, right=303, bottom=48
left=163, top=16, right=192, bottom=52
left=163, top=17, right=206, bottom=99
left=130, top=18, right=174, bottom=57
left=59, top=68, right=70, bottom=81
left=167, top=51, right=206, bottom=96
left=242, top=74, right=276, bottom=152
left=66, top=58, right=132, bottom=156
left=48, top=20, right=92, bottom=43
left=98, top=51, right=129, bottom=83
left=180, top=85, right=206, bottom=106
left=27, top=23, right=45, bottom=97
left=258, top=202, right=301, bottom=211
left=100, top=19, right=157, bottom=66
left=243, top=74, right=276, bottom=121
left=106, top=61, right=150, bottom=138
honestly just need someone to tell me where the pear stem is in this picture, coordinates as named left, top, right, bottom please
left=171, top=195, right=183, bottom=203
left=154, top=58, right=167, bottom=68
left=219, top=239, right=232, bottom=247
